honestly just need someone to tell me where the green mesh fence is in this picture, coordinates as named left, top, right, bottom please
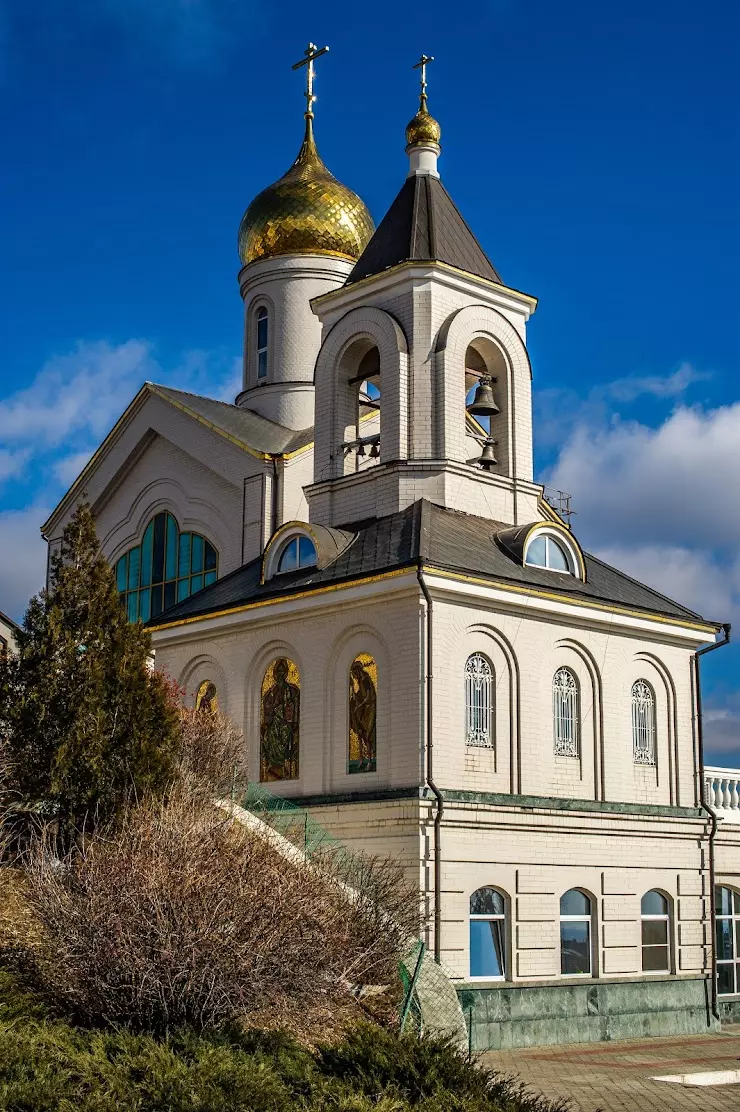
left=238, top=781, right=467, bottom=1046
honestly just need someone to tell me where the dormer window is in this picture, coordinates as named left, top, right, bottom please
left=524, top=529, right=578, bottom=576
left=276, top=535, right=317, bottom=574
left=256, top=306, right=269, bottom=379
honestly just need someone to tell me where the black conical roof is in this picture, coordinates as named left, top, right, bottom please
left=346, top=173, right=501, bottom=285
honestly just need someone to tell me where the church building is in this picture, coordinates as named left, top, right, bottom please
left=41, top=47, right=740, bottom=1049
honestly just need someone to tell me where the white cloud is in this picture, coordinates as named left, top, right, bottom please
left=0, top=502, right=50, bottom=621
left=608, top=362, right=710, bottom=403
left=52, top=450, right=95, bottom=488
left=544, top=401, right=740, bottom=551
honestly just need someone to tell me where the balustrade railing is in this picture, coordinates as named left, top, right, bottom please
left=704, top=767, right=740, bottom=823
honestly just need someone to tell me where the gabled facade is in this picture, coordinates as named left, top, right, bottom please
left=42, top=61, right=739, bottom=1049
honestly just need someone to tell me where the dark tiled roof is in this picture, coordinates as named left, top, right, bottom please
left=152, top=385, right=314, bottom=455
left=150, top=501, right=708, bottom=628
left=346, top=175, right=502, bottom=285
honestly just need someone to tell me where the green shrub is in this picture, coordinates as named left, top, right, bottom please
left=0, top=970, right=567, bottom=1112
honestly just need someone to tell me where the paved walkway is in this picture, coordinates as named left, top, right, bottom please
left=481, top=1029, right=740, bottom=1111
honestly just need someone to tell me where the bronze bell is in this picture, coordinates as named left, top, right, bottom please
left=478, top=438, right=498, bottom=470
left=467, top=374, right=500, bottom=418
left=369, top=439, right=380, bottom=458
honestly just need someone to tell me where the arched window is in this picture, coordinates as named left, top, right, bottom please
left=195, top=680, right=218, bottom=715
left=465, top=654, right=494, bottom=748
left=256, top=306, right=269, bottom=379
left=641, top=890, right=670, bottom=972
left=716, top=886, right=740, bottom=996
left=348, top=654, right=377, bottom=774
left=260, top=657, right=300, bottom=782
left=632, top=680, right=656, bottom=765
left=115, top=512, right=218, bottom=623
left=276, top=535, right=317, bottom=574
left=525, top=533, right=573, bottom=574
left=553, top=667, right=579, bottom=757
left=560, top=889, right=592, bottom=975
left=469, top=887, right=507, bottom=979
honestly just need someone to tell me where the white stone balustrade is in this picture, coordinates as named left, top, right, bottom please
left=704, top=767, right=740, bottom=823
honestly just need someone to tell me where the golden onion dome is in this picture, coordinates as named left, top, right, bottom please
left=238, top=119, right=375, bottom=266
left=405, top=95, right=441, bottom=148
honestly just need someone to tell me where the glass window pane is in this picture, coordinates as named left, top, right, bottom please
left=642, top=945, right=669, bottom=972
left=298, top=536, right=317, bottom=567
left=257, top=311, right=268, bottom=349
left=717, top=961, right=735, bottom=996
left=177, top=578, right=190, bottom=602
left=139, top=589, right=151, bottom=624
left=560, top=889, right=590, bottom=916
left=165, top=514, right=178, bottom=582
left=140, top=522, right=153, bottom=587
left=258, top=350, right=268, bottom=378
left=116, top=556, right=127, bottom=592
left=641, top=891, right=668, bottom=916
left=191, top=574, right=204, bottom=594
left=527, top=536, right=547, bottom=567
left=127, top=547, right=141, bottom=591
left=470, top=919, right=505, bottom=978
left=151, top=585, right=163, bottom=619
left=278, top=539, right=298, bottom=573
left=204, top=542, right=217, bottom=572
left=204, top=570, right=217, bottom=587
left=736, top=921, right=740, bottom=957
left=191, top=535, right=204, bottom=574
left=547, top=538, right=570, bottom=571
left=716, top=917, right=734, bottom=961
left=178, top=533, right=191, bottom=578
left=470, top=888, right=505, bottom=916
left=560, top=921, right=590, bottom=975
left=152, top=513, right=166, bottom=584
left=735, top=890, right=740, bottom=915
left=164, top=582, right=176, bottom=612
left=716, top=886, right=734, bottom=916
left=642, top=920, right=668, bottom=947
left=126, top=592, right=139, bottom=623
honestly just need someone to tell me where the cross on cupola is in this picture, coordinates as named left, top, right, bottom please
left=292, top=41, right=329, bottom=120
left=412, top=53, right=434, bottom=109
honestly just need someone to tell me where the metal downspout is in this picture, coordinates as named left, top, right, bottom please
left=418, top=565, right=444, bottom=962
left=271, top=455, right=280, bottom=536
left=695, top=622, right=731, bottom=1022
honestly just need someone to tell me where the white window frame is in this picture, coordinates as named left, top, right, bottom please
left=469, top=887, right=507, bottom=981
left=524, top=528, right=579, bottom=576
left=553, top=667, right=580, bottom=758
left=632, top=679, right=656, bottom=766
left=716, top=886, right=740, bottom=996
left=640, top=891, right=671, bottom=973
left=559, top=889, right=593, bottom=977
left=275, top=534, right=317, bottom=575
left=465, top=653, right=494, bottom=749
left=255, top=306, right=269, bottom=380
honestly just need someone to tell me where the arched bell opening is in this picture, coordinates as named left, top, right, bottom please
left=337, top=340, right=381, bottom=476
left=464, top=339, right=510, bottom=475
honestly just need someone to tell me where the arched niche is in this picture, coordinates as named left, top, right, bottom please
left=313, top=306, right=408, bottom=482
left=464, top=337, right=511, bottom=473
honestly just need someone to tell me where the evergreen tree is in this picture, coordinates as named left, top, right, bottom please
left=0, top=503, right=180, bottom=837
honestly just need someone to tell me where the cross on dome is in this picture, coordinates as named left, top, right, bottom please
left=292, top=42, right=329, bottom=121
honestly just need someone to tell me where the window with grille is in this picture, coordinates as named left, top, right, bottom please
left=632, top=679, right=656, bottom=765
left=465, top=653, right=494, bottom=748
left=553, top=667, right=579, bottom=757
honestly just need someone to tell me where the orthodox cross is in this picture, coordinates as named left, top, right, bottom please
left=413, top=53, right=434, bottom=104
left=292, top=42, right=329, bottom=119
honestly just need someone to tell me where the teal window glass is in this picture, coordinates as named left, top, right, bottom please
left=115, top=513, right=219, bottom=623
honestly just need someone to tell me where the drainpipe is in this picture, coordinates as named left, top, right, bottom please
left=417, top=565, right=444, bottom=962
left=695, top=622, right=731, bottom=1022
left=270, top=455, right=280, bottom=536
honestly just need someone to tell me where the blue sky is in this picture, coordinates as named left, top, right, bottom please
left=0, top=0, right=738, bottom=760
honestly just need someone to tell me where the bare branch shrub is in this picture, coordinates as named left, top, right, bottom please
left=21, top=784, right=419, bottom=1034
left=175, top=708, right=248, bottom=797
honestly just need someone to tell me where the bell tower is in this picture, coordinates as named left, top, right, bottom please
left=306, top=59, right=541, bottom=529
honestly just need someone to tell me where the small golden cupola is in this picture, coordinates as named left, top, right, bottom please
left=238, top=43, right=375, bottom=267
left=405, top=54, right=441, bottom=154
